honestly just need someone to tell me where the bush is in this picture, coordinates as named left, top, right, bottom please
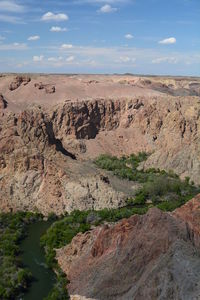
left=133, top=191, right=147, bottom=205
left=95, top=153, right=200, bottom=210
left=95, top=154, right=125, bottom=171
left=157, top=201, right=183, bottom=212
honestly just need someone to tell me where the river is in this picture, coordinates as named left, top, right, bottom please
left=18, top=221, right=56, bottom=300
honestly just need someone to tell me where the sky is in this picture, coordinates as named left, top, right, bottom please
left=0, top=0, right=199, bottom=75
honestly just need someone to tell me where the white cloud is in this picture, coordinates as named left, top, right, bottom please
left=50, top=26, right=67, bottom=32
left=75, top=0, right=130, bottom=3
left=0, top=42, right=27, bottom=50
left=0, top=14, right=24, bottom=23
left=48, top=56, right=63, bottom=62
left=152, top=57, right=178, bottom=64
left=118, top=56, right=136, bottom=63
left=41, top=12, right=69, bottom=22
left=46, top=56, right=76, bottom=67
left=66, top=56, right=75, bottom=62
left=28, top=35, right=40, bottom=41
left=33, top=55, right=44, bottom=62
left=81, top=0, right=128, bottom=2
left=61, top=44, right=73, bottom=49
left=159, top=37, right=176, bottom=45
left=98, top=4, right=117, bottom=13
left=1, top=44, right=199, bottom=74
left=125, top=33, right=133, bottom=39
left=0, top=1, right=25, bottom=13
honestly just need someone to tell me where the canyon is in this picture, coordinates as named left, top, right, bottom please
left=1, top=73, right=200, bottom=300
left=0, top=74, right=200, bottom=215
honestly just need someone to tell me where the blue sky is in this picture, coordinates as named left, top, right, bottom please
left=0, top=0, right=199, bottom=75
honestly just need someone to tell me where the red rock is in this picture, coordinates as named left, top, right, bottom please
left=57, top=206, right=200, bottom=299
left=173, top=194, right=200, bottom=247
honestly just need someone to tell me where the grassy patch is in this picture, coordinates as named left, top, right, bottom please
left=95, top=152, right=150, bottom=182
left=95, top=153, right=200, bottom=210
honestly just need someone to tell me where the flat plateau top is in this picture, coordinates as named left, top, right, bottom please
left=0, top=74, right=200, bottom=112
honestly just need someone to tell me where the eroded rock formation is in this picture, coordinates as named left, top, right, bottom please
left=50, top=96, right=200, bottom=184
left=57, top=195, right=200, bottom=300
left=0, top=107, right=125, bottom=214
left=34, top=82, right=56, bottom=93
left=9, top=76, right=31, bottom=91
left=0, top=74, right=199, bottom=214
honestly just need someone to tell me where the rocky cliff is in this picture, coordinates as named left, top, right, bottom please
left=50, top=96, right=200, bottom=185
left=56, top=194, right=200, bottom=300
left=0, top=74, right=199, bottom=214
left=0, top=103, right=128, bottom=215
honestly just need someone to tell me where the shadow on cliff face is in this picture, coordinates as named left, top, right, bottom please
left=54, top=138, right=76, bottom=159
left=76, top=122, right=99, bottom=139
left=74, top=101, right=102, bottom=139
left=0, top=94, right=8, bottom=109
left=46, top=122, right=76, bottom=160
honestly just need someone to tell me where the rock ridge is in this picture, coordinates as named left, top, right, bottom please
left=57, top=197, right=200, bottom=300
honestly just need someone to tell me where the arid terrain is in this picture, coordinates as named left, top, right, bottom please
left=1, top=73, right=200, bottom=300
left=0, top=74, right=200, bottom=215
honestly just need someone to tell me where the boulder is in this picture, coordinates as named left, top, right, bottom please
left=9, top=76, right=31, bottom=91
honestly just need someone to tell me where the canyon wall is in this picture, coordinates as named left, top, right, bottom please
left=0, top=75, right=199, bottom=214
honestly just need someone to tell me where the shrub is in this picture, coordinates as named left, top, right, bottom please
left=133, top=191, right=147, bottom=205
left=95, top=153, right=200, bottom=210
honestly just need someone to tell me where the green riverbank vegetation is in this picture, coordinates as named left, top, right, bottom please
left=95, top=153, right=200, bottom=211
left=41, top=153, right=200, bottom=299
left=0, top=212, right=41, bottom=300
left=1, top=153, right=199, bottom=299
